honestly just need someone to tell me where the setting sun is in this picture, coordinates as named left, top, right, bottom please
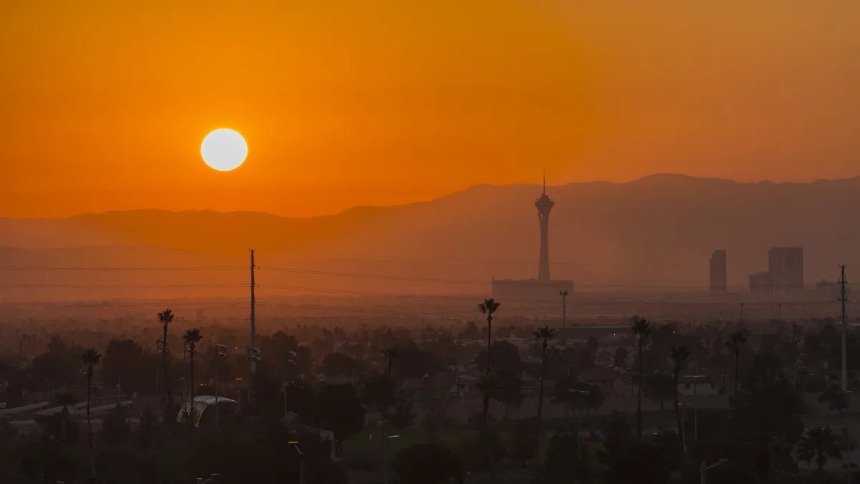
left=200, top=129, right=248, bottom=172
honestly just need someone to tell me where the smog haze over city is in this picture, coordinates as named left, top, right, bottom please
left=2, top=2, right=860, bottom=484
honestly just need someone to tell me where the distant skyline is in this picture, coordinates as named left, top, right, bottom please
left=3, top=1, right=859, bottom=218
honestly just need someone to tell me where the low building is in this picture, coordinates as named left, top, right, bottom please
left=451, top=374, right=482, bottom=398
left=749, top=272, right=773, bottom=293
left=677, top=375, right=719, bottom=397
left=578, top=367, right=627, bottom=396
left=176, top=395, right=239, bottom=427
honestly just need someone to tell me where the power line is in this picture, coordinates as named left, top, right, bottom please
left=0, top=283, right=246, bottom=288
left=259, top=266, right=485, bottom=285
left=2, top=264, right=859, bottom=289
left=0, top=301, right=252, bottom=308
left=0, top=266, right=245, bottom=271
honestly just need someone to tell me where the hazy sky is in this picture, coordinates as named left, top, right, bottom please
left=2, top=1, right=859, bottom=217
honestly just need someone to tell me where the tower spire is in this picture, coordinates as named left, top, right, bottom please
left=535, top=174, right=554, bottom=281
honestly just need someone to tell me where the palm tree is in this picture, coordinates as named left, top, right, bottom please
left=796, top=426, right=843, bottom=473
left=158, top=308, right=174, bottom=417
left=533, top=326, right=555, bottom=465
left=382, top=346, right=398, bottom=380
left=477, top=372, right=500, bottom=477
left=670, top=346, right=691, bottom=448
left=725, top=330, right=747, bottom=403
left=478, top=298, right=501, bottom=374
left=478, top=372, right=500, bottom=425
left=631, top=316, right=651, bottom=440
left=81, top=348, right=101, bottom=451
left=183, top=328, right=202, bottom=433
left=54, top=392, right=78, bottom=442
left=380, top=346, right=398, bottom=463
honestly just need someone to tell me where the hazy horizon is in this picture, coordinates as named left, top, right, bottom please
left=4, top=172, right=860, bottom=219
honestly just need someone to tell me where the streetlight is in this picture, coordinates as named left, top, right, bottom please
left=700, top=458, right=727, bottom=484
left=283, top=351, right=298, bottom=422
left=382, top=434, right=401, bottom=484
left=214, top=344, right=229, bottom=429
left=568, top=388, right=590, bottom=457
left=289, top=441, right=305, bottom=484
left=678, top=402, right=699, bottom=454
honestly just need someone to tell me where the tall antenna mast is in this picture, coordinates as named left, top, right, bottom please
left=840, top=265, right=848, bottom=392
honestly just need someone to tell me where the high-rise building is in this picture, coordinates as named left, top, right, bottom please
left=768, top=247, right=804, bottom=290
left=709, top=250, right=727, bottom=291
left=535, top=175, right=554, bottom=281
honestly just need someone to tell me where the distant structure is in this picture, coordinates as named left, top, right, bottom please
left=709, top=250, right=727, bottom=292
left=748, top=271, right=772, bottom=293
left=747, top=246, right=804, bottom=293
left=536, top=176, right=554, bottom=281
left=492, top=176, right=574, bottom=306
left=768, top=247, right=804, bottom=290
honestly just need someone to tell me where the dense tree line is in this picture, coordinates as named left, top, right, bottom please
left=2, top=308, right=860, bottom=482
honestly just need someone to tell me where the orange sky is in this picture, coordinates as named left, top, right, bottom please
left=2, top=1, right=859, bottom=218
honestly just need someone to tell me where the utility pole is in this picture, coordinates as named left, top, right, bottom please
left=778, top=302, right=782, bottom=320
left=559, top=290, right=569, bottom=327
left=250, top=249, right=257, bottom=376
left=739, top=302, right=744, bottom=322
left=840, top=265, right=848, bottom=392
left=247, top=249, right=258, bottom=410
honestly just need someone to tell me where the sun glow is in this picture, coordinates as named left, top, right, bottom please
left=201, top=129, right=248, bottom=171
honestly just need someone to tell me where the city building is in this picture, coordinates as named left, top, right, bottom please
left=814, top=279, right=848, bottom=301
left=768, top=247, right=804, bottom=290
left=491, top=176, right=574, bottom=305
left=747, top=247, right=804, bottom=293
left=709, top=250, right=727, bottom=291
left=748, top=271, right=772, bottom=293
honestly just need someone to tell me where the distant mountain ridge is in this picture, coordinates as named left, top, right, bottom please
left=2, top=173, right=860, bottom=299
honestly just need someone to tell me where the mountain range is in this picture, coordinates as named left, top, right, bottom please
left=1, top=173, right=858, bottom=300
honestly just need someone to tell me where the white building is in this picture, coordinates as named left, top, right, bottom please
left=677, top=375, right=719, bottom=397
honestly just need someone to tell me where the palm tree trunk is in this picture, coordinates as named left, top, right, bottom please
left=163, top=325, right=172, bottom=419
left=86, top=370, right=93, bottom=450
left=86, top=368, right=95, bottom=479
left=486, top=316, right=492, bottom=373
left=534, top=345, right=547, bottom=468
left=637, top=339, right=643, bottom=440
left=673, top=373, right=682, bottom=446
left=387, top=357, right=393, bottom=380
left=484, top=315, right=494, bottom=479
left=483, top=315, right=492, bottom=427
left=189, top=348, right=195, bottom=435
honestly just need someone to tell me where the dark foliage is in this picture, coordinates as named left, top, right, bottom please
left=392, top=442, right=465, bottom=484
